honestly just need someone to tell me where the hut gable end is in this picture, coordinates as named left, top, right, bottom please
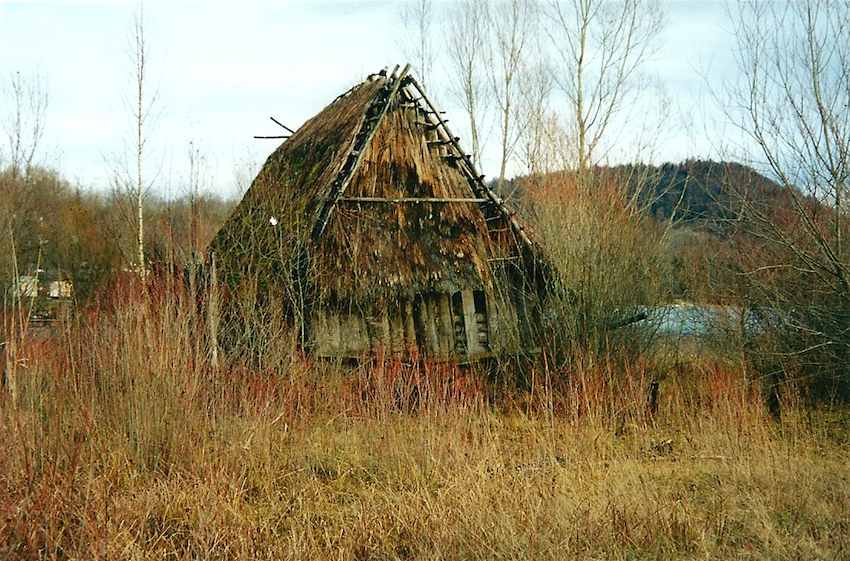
left=208, top=65, right=549, bottom=361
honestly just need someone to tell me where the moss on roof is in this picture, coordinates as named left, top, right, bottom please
left=208, top=71, right=545, bottom=309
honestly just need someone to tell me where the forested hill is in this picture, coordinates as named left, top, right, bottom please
left=617, top=160, right=785, bottom=226
left=504, top=160, right=790, bottom=231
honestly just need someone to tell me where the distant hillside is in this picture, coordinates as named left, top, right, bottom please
left=501, top=160, right=791, bottom=234
left=497, top=160, right=801, bottom=301
left=613, top=160, right=786, bottom=228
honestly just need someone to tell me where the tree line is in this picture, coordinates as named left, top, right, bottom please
left=0, top=164, right=234, bottom=301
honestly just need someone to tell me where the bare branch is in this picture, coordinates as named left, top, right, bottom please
left=544, top=0, right=665, bottom=174
left=1, top=71, right=49, bottom=179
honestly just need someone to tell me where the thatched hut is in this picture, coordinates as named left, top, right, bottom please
left=208, top=65, right=549, bottom=361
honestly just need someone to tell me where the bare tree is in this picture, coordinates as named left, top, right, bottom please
left=726, top=0, right=850, bottom=402
left=186, top=140, right=206, bottom=264
left=399, top=0, right=436, bottom=86
left=232, top=155, right=258, bottom=198
left=0, top=71, right=48, bottom=288
left=517, top=62, right=563, bottom=177
left=444, top=0, right=492, bottom=168
left=110, top=6, right=157, bottom=276
left=489, top=0, right=537, bottom=192
left=545, top=0, right=664, bottom=174
left=131, top=9, right=151, bottom=276
left=1, top=71, right=48, bottom=179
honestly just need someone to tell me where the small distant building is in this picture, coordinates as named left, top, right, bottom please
left=208, top=65, right=550, bottom=361
left=12, top=276, right=39, bottom=299
left=48, top=280, right=73, bottom=299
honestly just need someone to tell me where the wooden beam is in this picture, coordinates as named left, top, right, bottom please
left=461, top=290, right=483, bottom=356
left=311, top=64, right=411, bottom=241
left=421, top=297, right=441, bottom=354
left=403, top=299, right=417, bottom=352
left=389, top=305, right=404, bottom=354
left=269, top=117, right=295, bottom=134
left=437, top=294, right=454, bottom=356
left=338, top=196, right=487, bottom=203
left=415, top=120, right=447, bottom=129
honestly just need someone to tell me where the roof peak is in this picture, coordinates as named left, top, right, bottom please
left=315, top=64, right=537, bottom=253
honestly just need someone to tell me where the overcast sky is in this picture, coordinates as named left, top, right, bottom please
left=0, top=0, right=736, bottom=198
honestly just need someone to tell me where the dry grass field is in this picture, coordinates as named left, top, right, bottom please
left=1, top=281, right=849, bottom=560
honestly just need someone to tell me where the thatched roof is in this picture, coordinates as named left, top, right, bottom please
left=208, top=65, right=547, bottom=305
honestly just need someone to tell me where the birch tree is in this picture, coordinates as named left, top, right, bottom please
left=444, top=0, right=492, bottom=168
left=131, top=10, right=151, bottom=276
left=2, top=71, right=48, bottom=179
left=489, top=0, right=537, bottom=192
left=399, top=0, right=435, bottom=85
left=111, top=6, right=157, bottom=276
left=725, top=0, right=850, bottom=402
left=517, top=62, right=564, bottom=177
left=545, top=0, right=664, bottom=174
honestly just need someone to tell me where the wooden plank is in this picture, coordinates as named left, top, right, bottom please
left=354, top=313, right=369, bottom=353
left=338, top=313, right=352, bottom=354
left=338, top=196, right=487, bottom=203
left=419, top=297, right=440, bottom=354
left=451, top=293, right=467, bottom=354
left=366, top=305, right=391, bottom=353
left=403, top=299, right=417, bottom=353
left=313, top=309, right=329, bottom=355
left=461, top=289, right=483, bottom=356
left=484, top=296, right=500, bottom=352
left=475, top=312, right=489, bottom=348
left=437, top=294, right=455, bottom=356
left=328, top=311, right=341, bottom=354
left=389, top=303, right=404, bottom=355
left=379, top=306, right=391, bottom=352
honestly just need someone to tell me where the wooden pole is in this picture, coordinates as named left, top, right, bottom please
left=338, top=196, right=487, bottom=203
left=270, top=116, right=295, bottom=134
left=208, top=252, right=220, bottom=370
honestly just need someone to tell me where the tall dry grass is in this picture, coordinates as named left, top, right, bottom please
left=1, top=276, right=848, bottom=560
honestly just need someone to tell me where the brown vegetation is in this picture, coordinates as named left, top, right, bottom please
left=2, top=275, right=849, bottom=560
left=0, top=165, right=233, bottom=300
left=2, top=1, right=849, bottom=555
left=3, top=165, right=850, bottom=558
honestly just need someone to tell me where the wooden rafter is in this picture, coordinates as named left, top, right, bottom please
left=401, top=75, right=535, bottom=250
left=339, top=196, right=488, bottom=203
left=310, top=64, right=411, bottom=242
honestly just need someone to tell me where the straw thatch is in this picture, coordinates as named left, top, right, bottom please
left=208, top=66, right=548, bottom=360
